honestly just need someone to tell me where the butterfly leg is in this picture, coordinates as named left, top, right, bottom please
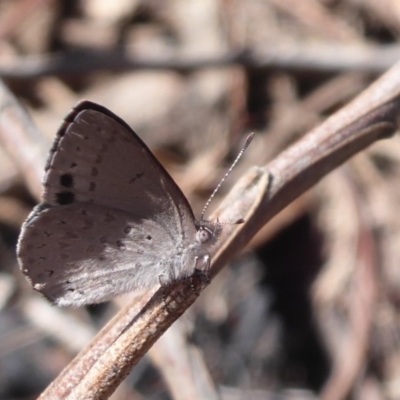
left=158, top=273, right=173, bottom=287
left=195, top=253, right=211, bottom=269
left=158, top=271, right=178, bottom=305
left=194, top=254, right=211, bottom=282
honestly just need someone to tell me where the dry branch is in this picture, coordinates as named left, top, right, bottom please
left=1, top=43, right=400, bottom=80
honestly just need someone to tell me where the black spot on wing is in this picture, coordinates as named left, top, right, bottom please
left=60, top=173, right=74, bottom=188
left=56, top=191, right=75, bottom=205
left=116, top=240, right=126, bottom=250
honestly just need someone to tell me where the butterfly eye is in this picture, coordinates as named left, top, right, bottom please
left=197, top=226, right=212, bottom=243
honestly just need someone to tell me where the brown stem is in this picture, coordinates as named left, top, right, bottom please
left=0, top=80, right=48, bottom=199
left=1, top=43, right=400, bottom=80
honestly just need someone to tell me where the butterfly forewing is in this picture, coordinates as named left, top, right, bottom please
left=44, top=102, right=196, bottom=237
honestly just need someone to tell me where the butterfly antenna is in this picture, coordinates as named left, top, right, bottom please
left=201, top=132, right=255, bottom=221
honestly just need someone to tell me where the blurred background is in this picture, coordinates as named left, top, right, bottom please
left=1, top=0, right=400, bottom=399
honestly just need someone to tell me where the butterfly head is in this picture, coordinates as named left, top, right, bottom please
left=195, top=219, right=222, bottom=247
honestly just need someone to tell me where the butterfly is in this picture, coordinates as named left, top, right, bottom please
left=17, top=101, right=222, bottom=306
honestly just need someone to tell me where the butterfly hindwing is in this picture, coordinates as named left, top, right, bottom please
left=18, top=202, right=193, bottom=306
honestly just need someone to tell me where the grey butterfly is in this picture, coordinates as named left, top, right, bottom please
left=17, top=101, right=222, bottom=307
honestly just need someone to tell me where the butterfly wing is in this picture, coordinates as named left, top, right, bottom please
left=43, top=101, right=196, bottom=234
left=19, top=203, right=184, bottom=306
left=18, top=101, right=198, bottom=305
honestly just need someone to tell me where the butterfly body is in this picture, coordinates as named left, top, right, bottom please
left=17, top=102, right=221, bottom=306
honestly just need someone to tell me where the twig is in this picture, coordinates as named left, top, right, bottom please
left=39, top=275, right=207, bottom=399
left=0, top=79, right=48, bottom=200
left=150, top=320, right=220, bottom=400
left=1, top=43, right=400, bottom=80
left=211, top=59, right=400, bottom=275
